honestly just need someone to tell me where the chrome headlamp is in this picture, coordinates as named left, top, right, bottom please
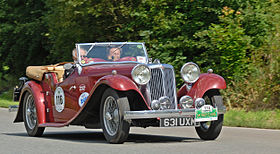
left=131, top=64, right=151, bottom=85
left=181, top=62, right=200, bottom=83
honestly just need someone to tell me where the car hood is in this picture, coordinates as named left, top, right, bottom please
left=82, top=63, right=139, bottom=78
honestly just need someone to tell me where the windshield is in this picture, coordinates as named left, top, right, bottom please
left=76, top=42, right=148, bottom=65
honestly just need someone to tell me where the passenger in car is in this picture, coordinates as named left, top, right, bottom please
left=107, top=47, right=121, bottom=61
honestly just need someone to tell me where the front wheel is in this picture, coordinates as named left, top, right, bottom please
left=195, top=90, right=224, bottom=140
left=100, top=88, right=131, bottom=143
left=23, top=92, right=45, bottom=136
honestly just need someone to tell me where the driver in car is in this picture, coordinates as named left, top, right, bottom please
left=72, top=48, right=87, bottom=63
left=107, top=47, right=121, bottom=61
left=64, top=48, right=88, bottom=79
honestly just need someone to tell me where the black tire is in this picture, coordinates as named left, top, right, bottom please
left=100, top=88, right=131, bottom=144
left=23, top=92, right=45, bottom=137
left=195, top=90, right=224, bottom=140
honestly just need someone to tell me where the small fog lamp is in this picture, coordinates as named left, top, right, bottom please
left=195, top=98, right=205, bottom=108
left=151, top=100, right=160, bottom=110
left=159, top=96, right=172, bottom=110
left=179, top=95, right=193, bottom=109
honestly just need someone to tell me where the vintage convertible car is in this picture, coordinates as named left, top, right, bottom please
left=13, top=42, right=226, bottom=143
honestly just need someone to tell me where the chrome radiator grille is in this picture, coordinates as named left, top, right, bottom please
left=147, top=64, right=177, bottom=109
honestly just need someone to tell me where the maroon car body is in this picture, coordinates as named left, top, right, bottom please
left=14, top=42, right=226, bottom=143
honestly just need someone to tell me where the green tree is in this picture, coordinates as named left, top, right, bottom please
left=194, top=6, right=252, bottom=81
left=0, top=0, right=49, bottom=78
left=45, top=0, right=136, bottom=62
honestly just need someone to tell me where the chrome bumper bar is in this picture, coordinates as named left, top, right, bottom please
left=124, top=107, right=226, bottom=120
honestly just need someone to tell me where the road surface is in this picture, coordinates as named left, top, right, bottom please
left=0, top=108, right=279, bottom=154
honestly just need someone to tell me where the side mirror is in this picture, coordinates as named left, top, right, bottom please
left=63, top=63, right=74, bottom=70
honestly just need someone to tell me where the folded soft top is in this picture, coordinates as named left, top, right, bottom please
left=26, top=62, right=69, bottom=82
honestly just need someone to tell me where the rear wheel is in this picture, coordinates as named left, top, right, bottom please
left=100, top=88, right=131, bottom=143
left=23, top=92, right=45, bottom=136
left=195, top=90, right=224, bottom=140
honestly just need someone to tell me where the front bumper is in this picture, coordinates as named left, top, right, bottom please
left=124, top=106, right=226, bottom=120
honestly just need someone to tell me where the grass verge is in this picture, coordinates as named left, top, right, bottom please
left=224, top=109, right=280, bottom=129
left=0, top=98, right=18, bottom=108
left=0, top=89, right=18, bottom=108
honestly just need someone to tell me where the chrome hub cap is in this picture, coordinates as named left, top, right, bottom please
left=103, top=96, right=120, bottom=136
left=105, top=112, right=113, bottom=121
left=25, top=95, right=37, bottom=129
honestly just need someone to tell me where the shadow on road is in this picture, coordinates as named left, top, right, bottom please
left=127, top=134, right=201, bottom=143
left=3, top=131, right=202, bottom=144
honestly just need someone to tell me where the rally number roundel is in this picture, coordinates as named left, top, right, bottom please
left=54, top=87, right=65, bottom=112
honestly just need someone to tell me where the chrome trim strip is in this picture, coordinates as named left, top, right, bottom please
left=160, top=66, right=167, bottom=104
left=170, top=65, right=178, bottom=109
left=76, top=42, right=144, bottom=46
left=148, top=64, right=162, bottom=69
left=124, top=109, right=195, bottom=120
left=124, top=108, right=226, bottom=120
left=142, top=42, right=149, bottom=63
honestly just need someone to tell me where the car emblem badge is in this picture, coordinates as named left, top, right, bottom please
left=79, top=84, right=86, bottom=92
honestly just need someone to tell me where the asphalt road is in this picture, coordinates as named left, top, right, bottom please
left=0, top=108, right=279, bottom=154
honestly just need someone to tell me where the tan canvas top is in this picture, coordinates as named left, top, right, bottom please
left=26, top=62, right=70, bottom=82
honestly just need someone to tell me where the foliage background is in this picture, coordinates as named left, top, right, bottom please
left=0, top=0, right=279, bottom=110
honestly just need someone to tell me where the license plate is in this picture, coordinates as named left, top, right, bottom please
left=195, top=105, right=218, bottom=122
left=160, top=117, right=196, bottom=127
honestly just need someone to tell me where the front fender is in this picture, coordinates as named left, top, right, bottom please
left=93, top=74, right=150, bottom=108
left=178, top=73, right=226, bottom=99
left=95, top=74, right=139, bottom=91
left=14, top=80, right=46, bottom=125
left=67, top=74, right=150, bottom=126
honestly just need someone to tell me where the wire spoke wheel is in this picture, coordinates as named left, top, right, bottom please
left=103, top=96, right=120, bottom=136
left=23, top=92, right=45, bottom=137
left=199, top=94, right=214, bottom=132
left=25, top=95, right=37, bottom=129
left=195, top=90, right=224, bottom=140
left=200, top=121, right=211, bottom=132
left=100, top=88, right=130, bottom=144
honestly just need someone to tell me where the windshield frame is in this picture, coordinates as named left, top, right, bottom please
left=75, top=42, right=149, bottom=66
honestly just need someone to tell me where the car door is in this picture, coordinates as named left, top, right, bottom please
left=52, top=68, right=80, bottom=122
